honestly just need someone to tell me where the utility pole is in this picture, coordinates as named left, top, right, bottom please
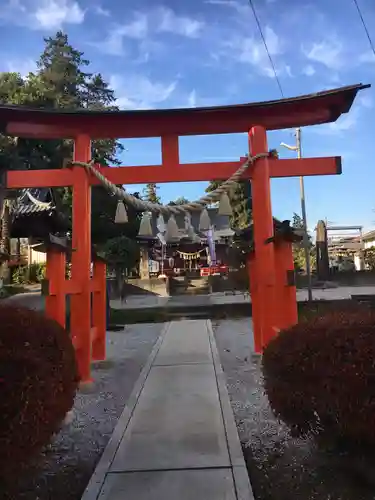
left=296, top=128, right=313, bottom=302
left=280, top=128, right=313, bottom=302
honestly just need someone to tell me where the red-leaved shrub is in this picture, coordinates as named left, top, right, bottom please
left=0, top=305, right=79, bottom=483
left=262, top=303, right=375, bottom=446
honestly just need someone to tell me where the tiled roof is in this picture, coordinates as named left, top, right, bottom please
left=9, top=187, right=70, bottom=238
left=12, top=188, right=56, bottom=217
left=362, top=230, right=375, bottom=241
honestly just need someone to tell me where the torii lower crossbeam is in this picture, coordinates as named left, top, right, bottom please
left=6, top=156, right=341, bottom=188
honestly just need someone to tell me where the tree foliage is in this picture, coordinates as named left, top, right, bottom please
left=291, top=213, right=316, bottom=272
left=206, top=180, right=251, bottom=229
left=101, top=235, right=139, bottom=273
left=143, top=183, right=160, bottom=204
left=363, top=248, right=375, bottom=270
left=0, top=31, right=140, bottom=264
left=168, top=196, right=190, bottom=206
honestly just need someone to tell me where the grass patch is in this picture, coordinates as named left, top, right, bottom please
left=297, top=298, right=373, bottom=321
left=109, top=299, right=374, bottom=326
left=0, top=285, right=31, bottom=298
left=109, top=302, right=252, bottom=325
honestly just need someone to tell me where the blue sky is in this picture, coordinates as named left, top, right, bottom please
left=0, top=0, right=375, bottom=234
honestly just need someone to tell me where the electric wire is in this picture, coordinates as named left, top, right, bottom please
left=352, top=0, right=375, bottom=59
left=247, top=0, right=284, bottom=97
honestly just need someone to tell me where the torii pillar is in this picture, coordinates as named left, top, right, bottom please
left=71, top=134, right=92, bottom=382
left=248, top=126, right=278, bottom=350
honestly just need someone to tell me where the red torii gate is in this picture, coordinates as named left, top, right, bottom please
left=2, top=83, right=369, bottom=383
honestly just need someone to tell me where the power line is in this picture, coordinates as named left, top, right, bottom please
left=247, top=0, right=284, bottom=97
left=352, top=0, right=375, bottom=59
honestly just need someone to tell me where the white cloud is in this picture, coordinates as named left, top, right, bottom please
left=222, top=26, right=287, bottom=78
left=95, top=28, right=125, bottom=56
left=34, top=0, right=84, bottom=28
left=110, top=74, right=177, bottom=110
left=302, top=38, right=343, bottom=70
left=94, top=5, right=110, bottom=17
left=261, top=26, right=282, bottom=55
left=156, top=7, right=204, bottom=38
left=3, top=58, right=37, bottom=77
left=229, top=28, right=281, bottom=65
left=302, top=64, right=315, bottom=76
left=96, top=8, right=203, bottom=56
left=187, top=89, right=197, bottom=107
left=119, top=12, right=148, bottom=39
left=93, top=15, right=148, bottom=56
left=359, top=50, right=375, bottom=64
left=328, top=113, right=357, bottom=133
left=205, top=0, right=239, bottom=6
left=0, top=0, right=85, bottom=29
left=358, top=93, right=373, bottom=109
left=204, top=0, right=249, bottom=16
left=263, top=63, right=293, bottom=79
left=313, top=109, right=359, bottom=135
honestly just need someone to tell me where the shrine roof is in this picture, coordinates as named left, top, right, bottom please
left=0, top=83, right=370, bottom=139
left=13, top=188, right=55, bottom=216
left=10, top=187, right=69, bottom=238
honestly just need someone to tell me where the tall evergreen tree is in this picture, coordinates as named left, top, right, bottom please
left=143, top=183, right=160, bottom=204
left=206, top=180, right=252, bottom=229
left=0, top=30, right=139, bottom=271
left=38, top=31, right=89, bottom=109
left=292, top=212, right=316, bottom=272
left=168, top=196, right=190, bottom=206
left=35, top=31, right=130, bottom=241
left=36, top=31, right=123, bottom=165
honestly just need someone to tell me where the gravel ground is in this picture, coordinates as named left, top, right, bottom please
left=4, top=323, right=163, bottom=500
left=213, top=318, right=375, bottom=500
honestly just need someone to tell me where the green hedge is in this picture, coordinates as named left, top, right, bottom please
left=11, top=263, right=46, bottom=285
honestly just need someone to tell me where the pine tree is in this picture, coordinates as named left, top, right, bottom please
left=168, top=196, right=190, bottom=206
left=292, top=212, right=316, bottom=272
left=0, top=31, right=137, bottom=260
left=206, top=180, right=251, bottom=229
left=36, top=31, right=123, bottom=166
left=38, top=31, right=89, bottom=109
left=230, top=181, right=252, bottom=229
left=144, top=183, right=160, bottom=204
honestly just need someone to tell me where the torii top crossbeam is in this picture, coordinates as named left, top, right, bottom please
left=0, top=83, right=369, bottom=139
left=3, top=83, right=370, bottom=190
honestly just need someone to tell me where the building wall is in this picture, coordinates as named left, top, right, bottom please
left=364, top=239, right=375, bottom=250
left=29, top=247, right=47, bottom=264
left=11, top=239, right=47, bottom=265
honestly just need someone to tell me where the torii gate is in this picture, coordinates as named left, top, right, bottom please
left=1, top=83, right=369, bottom=383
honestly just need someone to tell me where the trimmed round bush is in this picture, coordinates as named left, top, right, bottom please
left=0, top=305, right=79, bottom=483
left=262, top=303, right=375, bottom=446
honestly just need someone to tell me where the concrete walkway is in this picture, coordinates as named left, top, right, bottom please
left=81, top=320, right=254, bottom=500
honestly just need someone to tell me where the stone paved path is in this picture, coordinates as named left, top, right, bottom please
left=81, top=319, right=254, bottom=500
